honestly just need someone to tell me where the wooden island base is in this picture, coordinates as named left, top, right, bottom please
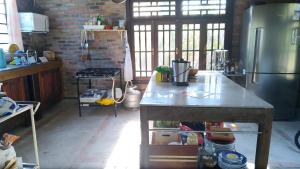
left=139, top=71, right=273, bottom=169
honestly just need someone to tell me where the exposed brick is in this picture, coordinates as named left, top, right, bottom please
left=30, top=0, right=126, bottom=98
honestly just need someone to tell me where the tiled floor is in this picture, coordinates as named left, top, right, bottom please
left=11, top=100, right=300, bottom=169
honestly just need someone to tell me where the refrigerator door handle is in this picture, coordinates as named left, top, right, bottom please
left=252, top=28, right=263, bottom=84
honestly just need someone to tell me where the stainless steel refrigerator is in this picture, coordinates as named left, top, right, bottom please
left=241, top=3, right=300, bottom=120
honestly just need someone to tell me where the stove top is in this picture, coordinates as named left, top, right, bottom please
left=76, top=68, right=120, bottom=77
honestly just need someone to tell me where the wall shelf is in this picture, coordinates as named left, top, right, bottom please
left=83, top=29, right=126, bottom=32
left=81, top=29, right=126, bottom=39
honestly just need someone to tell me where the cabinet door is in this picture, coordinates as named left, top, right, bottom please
left=38, top=68, right=62, bottom=107
left=2, top=77, right=27, bottom=101
left=1, top=77, right=29, bottom=132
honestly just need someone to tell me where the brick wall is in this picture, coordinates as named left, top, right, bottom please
left=36, top=0, right=126, bottom=97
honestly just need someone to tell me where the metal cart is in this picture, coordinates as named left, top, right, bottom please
left=0, top=101, right=41, bottom=169
left=76, top=68, right=122, bottom=117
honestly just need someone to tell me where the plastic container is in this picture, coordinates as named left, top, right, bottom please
left=0, top=48, right=7, bottom=68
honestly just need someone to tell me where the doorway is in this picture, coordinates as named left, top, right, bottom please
left=127, top=0, right=234, bottom=80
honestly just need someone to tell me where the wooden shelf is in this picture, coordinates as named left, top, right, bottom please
left=84, top=29, right=126, bottom=32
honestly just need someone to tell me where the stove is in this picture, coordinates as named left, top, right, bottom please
left=76, top=68, right=120, bottom=78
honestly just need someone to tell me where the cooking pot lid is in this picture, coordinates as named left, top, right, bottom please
left=172, top=58, right=190, bottom=63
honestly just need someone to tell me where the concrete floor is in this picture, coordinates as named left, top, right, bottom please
left=12, top=100, right=300, bottom=169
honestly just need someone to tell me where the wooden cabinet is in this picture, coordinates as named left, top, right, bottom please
left=2, top=77, right=27, bottom=101
left=0, top=61, right=63, bottom=131
left=38, top=68, right=62, bottom=109
left=1, top=77, right=29, bottom=132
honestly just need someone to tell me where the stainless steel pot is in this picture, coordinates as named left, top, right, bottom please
left=124, top=86, right=141, bottom=109
left=172, top=59, right=190, bottom=86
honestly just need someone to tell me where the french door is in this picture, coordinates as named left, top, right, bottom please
left=133, top=22, right=227, bottom=78
left=128, top=0, right=233, bottom=80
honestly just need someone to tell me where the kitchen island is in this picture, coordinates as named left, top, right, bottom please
left=140, top=71, right=273, bottom=169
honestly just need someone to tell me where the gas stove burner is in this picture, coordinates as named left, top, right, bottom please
left=76, top=68, right=120, bottom=77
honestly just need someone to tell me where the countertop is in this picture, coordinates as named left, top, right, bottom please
left=0, top=61, right=62, bottom=81
left=140, top=71, right=273, bottom=109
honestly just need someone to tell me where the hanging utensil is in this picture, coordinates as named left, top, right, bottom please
left=80, top=30, right=88, bottom=61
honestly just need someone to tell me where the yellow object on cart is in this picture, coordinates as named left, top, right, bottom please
left=96, top=98, right=115, bottom=106
left=156, top=72, right=162, bottom=82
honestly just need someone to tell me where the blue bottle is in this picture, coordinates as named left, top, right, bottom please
left=0, top=48, right=7, bottom=68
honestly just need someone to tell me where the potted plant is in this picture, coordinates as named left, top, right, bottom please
left=155, top=66, right=171, bottom=82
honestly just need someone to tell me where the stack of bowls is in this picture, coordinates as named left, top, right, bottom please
left=206, top=139, right=235, bottom=154
left=218, top=151, right=247, bottom=169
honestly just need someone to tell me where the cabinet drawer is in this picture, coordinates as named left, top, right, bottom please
left=149, top=145, right=198, bottom=169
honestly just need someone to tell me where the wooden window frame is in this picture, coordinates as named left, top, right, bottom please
left=126, top=0, right=235, bottom=82
left=0, top=0, right=8, bottom=47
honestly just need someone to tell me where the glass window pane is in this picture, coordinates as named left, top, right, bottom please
left=207, top=23, right=212, bottom=29
left=182, top=0, right=227, bottom=16
left=158, top=52, right=163, bottom=66
left=170, top=52, right=175, bottom=63
left=134, top=24, right=152, bottom=77
left=219, top=30, right=225, bottom=49
left=206, top=51, right=212, bottom=70
left=158, top=31, right=163, bottom=51
left=158, top=24, right=176, bottom=67
left=182, top=52, right=188, bottom=61
left=146, top=25, right=151, bottom=30
left=171, top=25, right=175, bottom=30
left=188, top=30, right=194, bottom=49
left=0, top=4, right=5, bottom=14
left=134, top=32, right=140, bottom=51
left=147, top=52, right=152, bottom=71
left=140, top=32, right=145, bottom=51
left=181, top=24, right=201, bottom=68
left=164, top=31, right=169, bottom=51
left=206, top=23, right=226, bottom=70
left=135, top=52, right=140, bottom=71
left=170, top=31, right=176, bottom=51
left=0, top=34, right=8, bottom=43
left=134, top=25, right=139, bottom=31
left=164, top=25, right=169, bottom=30
left=133, top=0, right=176, bottom=18
left=147, top=32, right=151, bottom=51
left=213, top=30, right=219, bottom=49
left=141, top=52, right=146, bottom=72
left=207, top=30, right=212, bottom=50
left=182, top=30, right=188, bottom=50
left=0, top=14, right=6, bottom=24
left=0, top=24, right=7, bottom=33
left=158, top=25, right=163, bottom=31
left=0, top=44, right=8, bottom=51
left=194, top=30, right=200, bottom=50
left=164, top=52, right=170, bottom=66
left=194, top=52, right=199, bottom=68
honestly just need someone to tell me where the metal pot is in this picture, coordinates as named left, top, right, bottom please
left=124, top=86, right=141, bottom=109
left=172, top=59, right=190, bottom=86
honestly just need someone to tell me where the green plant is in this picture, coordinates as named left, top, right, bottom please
left=97, top=15, right=104, bottom=22
left=155, top=66, right=171, bottom=74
